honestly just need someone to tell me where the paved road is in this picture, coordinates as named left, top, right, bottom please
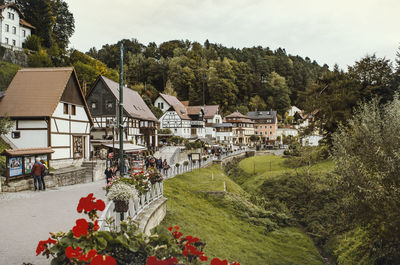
left=0, top=180, right=106, bottom=265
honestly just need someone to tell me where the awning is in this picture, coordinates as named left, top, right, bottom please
left=1, top=147, right=55, bottom=156
left=102, top=143, right=147, bottom=153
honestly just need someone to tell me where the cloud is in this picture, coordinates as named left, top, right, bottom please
left=65, top=0, right=399, bottom=69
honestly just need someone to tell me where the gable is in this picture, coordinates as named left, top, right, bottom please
left=60, top=74, right=86, bottom=106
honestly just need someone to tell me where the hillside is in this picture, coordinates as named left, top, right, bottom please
left=161, top=164, right=325, bottom=265
left=0, top=60, right=20, bottom=91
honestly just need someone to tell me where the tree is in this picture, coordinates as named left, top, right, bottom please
left=264, top=72, right=291, bottom=116
left=49, top=0, right=75, bottom=50
left=248, top=95, right=266, bottom=111
left=348, top=54, right=394, bottom=103
left=332, top=96, right=400, bottom=263
left=28, top=49, right=53, bottom=67
left=163, top=80, right=177, bottom=96
left=23, top=34, right=42, bottom=51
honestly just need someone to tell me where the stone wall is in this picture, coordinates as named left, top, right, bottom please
left=1, top=160, right=106, bottom=192
left=137, top=197, right=168, bottom=236
left=0, top=47, right=28, bottom=66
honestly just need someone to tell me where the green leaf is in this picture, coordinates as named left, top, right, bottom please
left=95, top=237, right=108, bottom=250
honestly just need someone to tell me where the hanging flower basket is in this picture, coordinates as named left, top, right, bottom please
left=114, top=200, right=129, bottom=212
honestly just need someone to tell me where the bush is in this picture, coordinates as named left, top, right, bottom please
left=24, top=34, right=42, bottom=51
left=28, top=49, right=53, bottom=67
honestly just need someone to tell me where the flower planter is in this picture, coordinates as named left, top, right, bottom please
left=114, top=200, right=129, bottom=212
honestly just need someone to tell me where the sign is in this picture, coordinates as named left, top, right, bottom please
left=132, top=160, right=144, bottom=173
left=24, top=156, right=35, bottom=174
left=191, top=153, right=200, bottom=161
left=9, top=157, right=22, bottom=177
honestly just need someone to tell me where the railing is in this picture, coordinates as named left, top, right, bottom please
left=98, top=182, right=163, bottom=231
left=98, top=147, right=251, bottom=231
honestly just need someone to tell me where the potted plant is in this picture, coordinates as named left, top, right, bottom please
left=107, top=182, right=137, bottom=212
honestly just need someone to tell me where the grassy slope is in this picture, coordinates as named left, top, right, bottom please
left=0, top=60, right=20, bottom=91
left=238, top=155, right=334, bottom=191
left=161, top=164, right=324, bottom=265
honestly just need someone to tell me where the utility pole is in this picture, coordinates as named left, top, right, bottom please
left=119, top=43, right=124, bottom=176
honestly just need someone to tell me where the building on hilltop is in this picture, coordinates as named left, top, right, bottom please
left=86, top=76, right=159, bottom=152
left=0, top=67, right=93, bottom=169
left=0, top=1, right=35, bottom=50
left=247, top=110, right=278, bottom=143
left=224, top=111, right=254, bottom=145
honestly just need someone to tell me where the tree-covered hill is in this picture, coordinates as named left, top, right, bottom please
left=87, top=39, right=330, bottom=115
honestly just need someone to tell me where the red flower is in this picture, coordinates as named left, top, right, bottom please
left=90, top=254, right=117, bottom=265
left=200, top=256, right=208, bottom=262
left=211, top=258, right=229, bottom=265
left=93, top=220, right=100, bottom=231
left=184, top=235, right=199, bottom=245
left=77, top=193, right=106, bottom=213
left=168, top=226, right=173, bottom=231
left=65, top=246, right=83, bottom=259
left=231, top=262, right=241, bottom=265
left=72, top=218, right=89, bottom=237
left=78, top=249, right=98, bottom=262
left=36, top=238, right=57, bottom=256
left=147, top=256, right=178, bottom=265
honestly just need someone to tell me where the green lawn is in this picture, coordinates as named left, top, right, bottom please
left=161, top=164, right=325, bottom=265
left=238, top=155, right=334, bottom=191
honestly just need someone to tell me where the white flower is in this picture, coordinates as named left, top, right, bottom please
left=107, top=182, right=138, bottom=202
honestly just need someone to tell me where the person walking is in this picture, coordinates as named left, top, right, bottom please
left=40, top=160, right=48, bottom=191
left=162, top=159, right=169, bottom=176
left=31, top=158, right=44, bottom=191
left=124, top=158, right=130, bottom=175
left=104, top=166, right=113, bottom=184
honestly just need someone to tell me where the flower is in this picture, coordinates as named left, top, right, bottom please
left=106, top=182, right=137, bottom=202
left=90, top=254, right=117, bottom=265
left=210, top=258, right=229, bottom=265
left=93, top=220, right=100, bottom=231
left=78, top=249, right=98, bottom=262
left=77, top=193, right=105, bottom=213
left=147, top=256, right=178, bottom=265
left=72, top=218, right=89, bottom=237
left=65, top=246, right=83, bottom=259
left=36, top=238, right=57, bottom=256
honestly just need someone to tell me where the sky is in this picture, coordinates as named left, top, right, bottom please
left=65, top=0, right=399, bottom=70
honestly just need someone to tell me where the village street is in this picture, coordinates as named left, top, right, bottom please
left=0, top=180, right=106, bottom=265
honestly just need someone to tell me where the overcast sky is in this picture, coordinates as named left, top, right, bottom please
left=65, top=0, right=399, bottom=70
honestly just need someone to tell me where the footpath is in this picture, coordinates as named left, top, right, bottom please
left=0, top=180, right=106, bottom=265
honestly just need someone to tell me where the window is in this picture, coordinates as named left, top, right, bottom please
left=8, top=13, right=15, bottom=20
left=11, top=131, right=20, bottom=139
left=91, top=102, right=96, bottom=109
left=270, top=131, right=272, bottom=134
left=270, top=125, right=272, bottom=129
left=12, top=39, right=16, bottom=46
left=255, top=126, right=258, bottom=129
left=5, top=24, right=9, bottom=32
left=5, top=38, right=9, bottom=44
left=63, top=103, right=69, bottom=114
left=105, top=101, right=113, bottom=109
left=12, top=26, right=16, bottom=34
left=260, top=132, right=263, bottom=135
left=22, top=30, right=26, bottom=37
left=71, top=105, right=76, bottom=115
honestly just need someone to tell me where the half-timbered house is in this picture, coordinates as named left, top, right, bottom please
left=0, top=67, right=93, bottom=168
left=86, top=76, right=159, bottom=152
left=156, top=93, right=191, bottom=138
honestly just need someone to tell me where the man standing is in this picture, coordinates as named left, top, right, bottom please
left=31, top=158, right=44, bottom=191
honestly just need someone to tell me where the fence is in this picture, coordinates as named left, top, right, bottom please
left=98, top=147, right=251, bottom=231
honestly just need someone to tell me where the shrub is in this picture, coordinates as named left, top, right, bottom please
left=175, top=163, right=180, bottom=167
left=24, top=34, right=42, bottom=51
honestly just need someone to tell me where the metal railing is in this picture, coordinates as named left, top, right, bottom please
left=98, top=147, right=251, bottom=231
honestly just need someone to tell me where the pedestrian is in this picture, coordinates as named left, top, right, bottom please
left=162, top=159, right=169, bottom=175
left=40, top=160, right=48, bottom=191
left=124, top=157, right=130, bottom=175
left=31, top=158, right=44, bottom=191
left=104, top=166, right=113, bottom=184
left=156, top=158, right=162, bottom=172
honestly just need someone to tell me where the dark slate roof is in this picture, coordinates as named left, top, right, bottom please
left=101, top=76, right=158, bottom=122
left=247, top=110, right=277, bottom=123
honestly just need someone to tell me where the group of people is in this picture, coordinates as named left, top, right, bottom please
left=31, top=158, right=49, bottom=191
left=148, top=157, right=169, bottom=174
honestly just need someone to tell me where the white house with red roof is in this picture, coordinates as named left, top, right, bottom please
left=0, top=1, right=35, bottom=49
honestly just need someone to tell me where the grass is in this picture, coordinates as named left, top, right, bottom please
left=0, top=60, right=20, bottom=91
left=238, top=155, right=334, bottom=191
left=161, top=164, right=325, bottom=265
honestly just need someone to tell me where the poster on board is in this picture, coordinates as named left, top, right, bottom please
left=24, top=156, right=35, bottom=174
left=191, top=153, right=200, bottom=161
left=9, top=157, right=23, bottom=177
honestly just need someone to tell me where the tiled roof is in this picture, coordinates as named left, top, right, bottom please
left=247, top=111, right=277, bottom=123
left=1, top=147, right=54, bottom=156
left=20, top=18, right=35, bottom=29
left=203, top=105, right=219, bottom=118
left=186, top=106, right=203, bottom=116
left=0, top=67, right=74, bottom=117
left=101, top=76, right=158, bottom=122
left=158, top=93, right=190, bottom=120
left=225, top=111, right=248, bottom=119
